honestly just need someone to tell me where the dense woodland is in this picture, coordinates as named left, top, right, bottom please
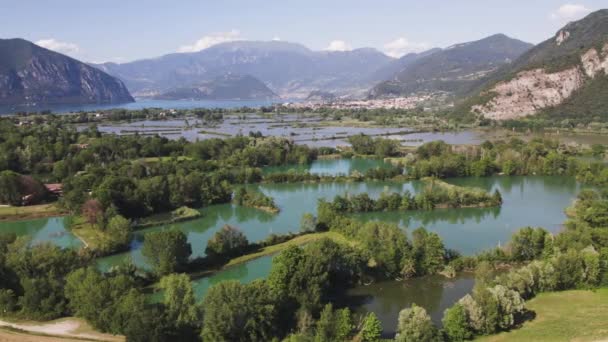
left=0, top=114, right=607, bottom=341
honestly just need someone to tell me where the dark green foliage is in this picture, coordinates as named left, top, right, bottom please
left=313, top=304, right=354, bottom=342
left=141, top=228, right=192, bottom=275
left=348, top=134, right=399, bottom=157
left=201, top=280, right=277, bottom=342
left=360, top=312, right=383, bottom=342
left=327, top=179, right=501, bottom=214
left=412, top=227, right=446, bottom=276
left=4, top=242, right=85, bottom=320
left=205, top=224, right=249, bottom=258
left=508, top=227, right=550, bottom=261
left=442, top=304, right=472, bottom=341
left=233, top=187, right=278, bottom=211
left=65, top=267, right=138, bottom=333
left=267, top=239, right=365, bottom=315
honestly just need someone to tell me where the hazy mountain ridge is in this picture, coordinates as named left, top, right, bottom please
left=93, top=41, right=395, bottom=98
left=369, top=34, right=533, bottom=98
left=154, top=74, right=278, bottom=100
left=468, top=9, right=608, bottom=121
left=0, top=38, right=133, bottom=106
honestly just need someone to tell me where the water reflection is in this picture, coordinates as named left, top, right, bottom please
left=342, top=274, right=475, bottom=337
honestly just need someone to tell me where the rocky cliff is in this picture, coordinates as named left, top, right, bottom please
left=0, top=38, right=134, bottom=106
left=469, top=9, right=608, bottom=120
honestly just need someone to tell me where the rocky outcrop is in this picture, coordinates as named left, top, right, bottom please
left=0, top=38, right=134, bottom=105
left=472, top=43, right=608, bottom=120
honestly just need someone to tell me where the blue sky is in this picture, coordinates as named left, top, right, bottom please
left=2, top=1, right=605, bottom=63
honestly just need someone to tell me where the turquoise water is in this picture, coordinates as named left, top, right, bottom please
left=97, top=175, right=582, bottom=271
left=0, top=216, right=82, bottom=248
left=262, top=158, right=394, bottom=176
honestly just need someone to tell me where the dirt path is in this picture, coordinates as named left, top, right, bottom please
left=0, top=318, right=123, bottom=342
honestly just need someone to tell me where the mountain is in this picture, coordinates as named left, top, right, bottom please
left=368, top=48, right=442, bottom=82
left=465, top=9, right=608, bottom=121
left=0, top=38, right=133, bottom=106
left=94, top=41, right=394, bottom=98
left=369, top=34, right=533, bottom=98
left=154, top=74, right=277, bottom=100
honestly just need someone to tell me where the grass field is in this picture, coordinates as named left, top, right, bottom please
left=0, top=203, right=65, bottom=221
left=477, top=288, right=608, bottom=342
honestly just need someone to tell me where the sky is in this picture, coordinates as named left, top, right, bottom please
left=1, top=1, right=605, bottom=63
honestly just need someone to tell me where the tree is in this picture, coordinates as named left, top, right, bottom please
left=141, top=228, right=192, bottom=275
left=205, top=225, right=249, bottom=258
left=4, top=242, right=85, bottom=320
left=360, top=312, right=382, bottom=342
left=0, top=171, right=22, bottom=206
left=158, top=273, right=200, bottom=327
left=509, top=227, right=548, bottom=261
left=395, top=304, right=438, bottom=342
left=412, top=227, right=445, bottom=275
left=82, top=199, right=104, bottom=227
left=65, top=267, right=137, bottom=333
left=312, top=304, right=353, bottom=342
left=442, top=304, right=472, bottom=341
left=458, top=295, right=484, bottom=333
left=201, top=280, right=277, bottom=342
left=105, top=215, right=131, bottom=250
left=300, top=213, right=317, bottom=233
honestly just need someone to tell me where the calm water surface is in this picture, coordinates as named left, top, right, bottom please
left=97, top=174, right=582, bottom=271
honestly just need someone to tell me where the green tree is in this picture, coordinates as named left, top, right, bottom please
left=442, top=303, right=472, bottom=342
left=395, top=304, right=438, bottom=342
left=509, top=227, right=548, bottom=261
left=300, top=213, right=317, bottom=233
left=201, top=280, right=277, bottom=342
left=205, top=224, right=249, bottom=258
left=105, top=214, right=132, bottom=250
left=158, top=273, right=200, bottom=327
left=141, top=228, right=192, bottom=275
left=360, top=312, right=382, bottom=342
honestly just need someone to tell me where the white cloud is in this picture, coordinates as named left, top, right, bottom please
left=272, top=36, right=281, bottom=41
left=550, top=4, right=592, bottom=21
left=325, top=40, right=352, bottom=52
left=178, top=29, right=241, bottom=53
left=35, top=38, right=81, bottom=56
left=383, top=37, right=430, bottom=58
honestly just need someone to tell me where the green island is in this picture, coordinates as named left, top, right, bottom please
left=232, top=187, right=280, bottom=214
left=327, top=178, right=502, bottom=213
left=0, top=110, right=607, bottom=342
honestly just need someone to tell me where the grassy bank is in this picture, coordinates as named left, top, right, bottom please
left=0, top=203, right=65, bottom=222
left=134, top=206, right=201, bottom=229
left=477, top=288, right=608, bottom=342
left=185, top=231, right=353, bottom=280
left=224, top=231, right=352, bottom=268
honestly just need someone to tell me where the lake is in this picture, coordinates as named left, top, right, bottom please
left=0, top=99, right=279, bottom=115
left=95, top=173, right=582, bottom=271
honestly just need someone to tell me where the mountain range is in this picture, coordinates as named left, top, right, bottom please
left=369, top=34, right=533, bottom=98
left=1, top=8, right=607, bottom=118
left=0, top=38, right=133, bottom=106
left=94, top=41, right=395, bottom=99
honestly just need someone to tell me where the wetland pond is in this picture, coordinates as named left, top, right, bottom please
left=0, top=159, right=586, bottom=333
